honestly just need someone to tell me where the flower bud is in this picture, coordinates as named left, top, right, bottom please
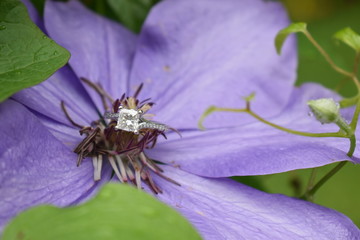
left=307, top=98, right=340, bottom=124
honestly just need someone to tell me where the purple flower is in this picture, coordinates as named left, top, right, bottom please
left=1, top=0, right=359, bottom=238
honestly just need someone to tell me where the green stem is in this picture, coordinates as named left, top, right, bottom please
left=347, top=135, right=356, bottom=157
left=304, top=31, right=353, bottom=77
left=304, top=161, right=347, bottom=198
left=350, top=97, right=360, bottom=131
left=247, top=111, right=345, bottom=138
left=304, top=168, right=317, bottom=202
left=199, top=107, right=347, bottom=138
left=336, top=116, right=353, bottom=135
left=304, top=30, right=360, bottom=90
left=198, top=107, right=247, bottom=130
left=303, top=135, right=355, bottom=198
left=199, top=106, right=356, bottom=200
left=339, top=95, right=359, bottom=108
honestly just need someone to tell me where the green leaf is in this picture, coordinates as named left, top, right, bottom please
left=334, top=27, right=360, bottom=53
left=0, top=0, right=70, bottom=102
left=275, top=22, right=307, bottom=54
left=2, top=184, right=201, bottom=240
left=107, top=0, right=159, bottom=33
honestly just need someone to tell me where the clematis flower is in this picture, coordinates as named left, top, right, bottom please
left=1, top=0, right=360, bottom=239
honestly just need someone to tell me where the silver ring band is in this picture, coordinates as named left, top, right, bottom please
left=104, top=110, right=168, bottom=133
left=104, top=112, right=119, bottom=119
left=138, top=119, right=168, bottom=131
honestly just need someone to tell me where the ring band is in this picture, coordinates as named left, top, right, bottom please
left=104, top=108, right=168, bottom=133
left=104, top=112, right=119, bottom=119
left=138, top=119, right=168, bottom=132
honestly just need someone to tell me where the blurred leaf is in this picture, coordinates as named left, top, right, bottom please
left=334, top=27, right=360, bottom=53
left=275, top=22, right=307, bottom=54
left=0, top=0, right=70, bottom=102
left=107, top=0, right=160, bottom=33
left=2, top=184, right=201, bottom=240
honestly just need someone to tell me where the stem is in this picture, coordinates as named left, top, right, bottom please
left=339, top=95, right=359, bottom=108
left=304, top=31, right=360, bottom=90
left=199, top=107, right=347, bottom=138
left=304, top=31, right=353, bottom=77
left=304, top=168, right=317, bottom=202
left=303, top=135, right=355, bottom=198
left=247, top=111, right=345, bottom=138
left=198, top=107, right=247, bottom=130
left=350, top=96, right=360, bottom=131
left=306, top=168, right=317, bottom=190
left=347, top=135, right=356, bottom=157
left=333, top=54, right=360, bottom=92
left=336, top=117, right=353, bottom=136
left=304, top=161, right=347, bottom=198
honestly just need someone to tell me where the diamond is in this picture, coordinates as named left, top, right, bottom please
left=115, top=108, right=140, bottom=133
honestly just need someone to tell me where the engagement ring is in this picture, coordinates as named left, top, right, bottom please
left=105, top=106, right=168, bottom=134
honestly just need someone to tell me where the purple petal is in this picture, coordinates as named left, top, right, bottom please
left=13, top=66, right=97, bottom=127
left=147, top=83, right=359, bottom=177
left=0, top=100, right=110, bottom=232
left=153, top=166, right=360, bottom=240
left=44, top=0, right=137, bottom=110
left=130, top=0, right=297, bottom=129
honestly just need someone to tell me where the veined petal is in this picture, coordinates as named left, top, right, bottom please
left=0, top=100, right=110, bottom=232
left=147, top=83, right=359, bottom=177
left=153, top=166, right=360, bottom=240
left=13, top=66, right=97, bottom=127
left=44, top=0, right=137, bottom=110
left=130, top=0, right=297, bottom=129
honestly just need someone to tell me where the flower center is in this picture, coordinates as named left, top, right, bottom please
left=61, top=80, right=179, bottom=194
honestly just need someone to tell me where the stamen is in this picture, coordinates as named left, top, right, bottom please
left=80, top=77, right=114, bottom=104
left=139, top=98, right=151, bottom=105
left=135, top=168, right=142, bottom=190
left=97, top=155, right=103, bottom=180
left=127, top=97, right=137, bottom=109
left=109, top=156, right=124, bottom=183
left=66, top=79, right=181, bottom=194
left=155, top=171, right=181, bottom=186
left=115, top=155, right=128, bottom=182
left=143, top=170, right=162, bottom=194
left=133, top=83, right=144, bottom=99
left=61, top=101, right=84, bottom=129
left=125, top=165, right=135, bottom=182
left=92, top=155, right=103, bottom=181
left=139, top=152, right=161, bottom=173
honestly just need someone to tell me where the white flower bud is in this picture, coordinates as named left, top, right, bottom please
left=307, top=98, right=340, bottom=124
